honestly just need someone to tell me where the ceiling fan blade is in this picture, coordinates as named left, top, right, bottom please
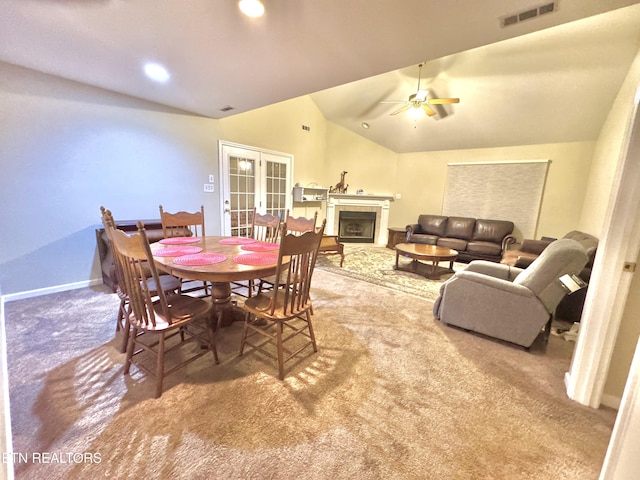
left=390, top=105, right=411, bottom=116
left=422, top=104, right=437, bottom=116
left=428, top=98, right=460, bottom=104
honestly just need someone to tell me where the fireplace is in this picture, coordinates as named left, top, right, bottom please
left=326, top=193, right=394, bottom=245
left=338, top=211, right=376, bottom=243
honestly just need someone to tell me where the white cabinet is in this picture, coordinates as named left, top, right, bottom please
left=292, top=186, right=328, bottom=202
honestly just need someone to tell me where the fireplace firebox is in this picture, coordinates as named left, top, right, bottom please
left=338, top=211, right=376, bottom=243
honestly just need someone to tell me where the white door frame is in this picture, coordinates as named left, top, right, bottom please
left=566, top=88, right=640, bottom=409
left=600, top=94, right=640, bottom=480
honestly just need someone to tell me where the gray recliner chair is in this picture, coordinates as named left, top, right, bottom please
left=433, top=238, right=589, bottom=348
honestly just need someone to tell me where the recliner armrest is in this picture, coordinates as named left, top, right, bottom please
left=464, top=260, right=523, bottom=281
left=454, top=271, right=536, bottom=298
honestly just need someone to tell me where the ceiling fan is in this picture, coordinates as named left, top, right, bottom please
left=381, top=63, right=460, bottom=117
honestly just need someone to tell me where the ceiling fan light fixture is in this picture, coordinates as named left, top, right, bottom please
left=239, top=0, right=265, bottom=18
left=408, top=106, right=424, bottom=119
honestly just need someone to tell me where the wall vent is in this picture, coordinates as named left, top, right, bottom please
left=500, top=2, right=557, bottom=27
left=220, top=105, right=234, bottom=112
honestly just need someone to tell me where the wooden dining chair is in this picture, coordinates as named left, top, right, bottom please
left=232, top=208, right=282, bottom=298
left=239, top=219, right=326, bottom=380
left=159, top=204, right=205, bottom=238
left=256, top=211, right=318, bottom=295
left=109, top=220, right=219, bottom=398
left=251, top=207, right=281, bottom=243
left=100, top=206, right=181, bottom=353
left=159, top=204, right=209, bottom=296
left=284, top=209, right=318, bottom=235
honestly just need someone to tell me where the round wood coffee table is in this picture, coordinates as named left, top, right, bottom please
left=394, top=243, right=458, bottom=279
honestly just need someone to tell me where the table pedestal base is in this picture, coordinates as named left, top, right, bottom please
left=210, top=282, right=245, bottom=328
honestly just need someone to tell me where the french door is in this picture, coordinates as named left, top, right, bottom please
left=219, top=141, right=293, bottom=236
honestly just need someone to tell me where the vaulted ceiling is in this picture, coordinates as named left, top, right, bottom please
left=1, top=0, right=640, bottom=153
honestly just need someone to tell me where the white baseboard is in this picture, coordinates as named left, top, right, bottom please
left=0, top=278, right=104, bottom=303
left=600, top=393, right=622, bottom=410
left=0, top=292, right=14, bottom=480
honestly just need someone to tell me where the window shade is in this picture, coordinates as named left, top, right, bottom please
left=442, top=160, right=550, bottom=239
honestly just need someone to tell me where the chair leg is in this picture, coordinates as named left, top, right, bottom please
left=277, top=322, right=284, bottom=380
left=206, top=320, right=220, bottom=365
left=117, top=298, right=126, bottom=332
left=124, top=326, right=137, bottom=375
left=120, top=306, right=131, bottom=354
left=239, top=312, right=249, bottom=356
left=306, top=310, right=318, bottom=352
left=117, top=298, right=134, bottom=352
left=155, top=333, right=165, bottom=398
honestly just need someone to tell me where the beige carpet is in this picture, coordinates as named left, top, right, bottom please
left=4, top=268, right=616, bottom=479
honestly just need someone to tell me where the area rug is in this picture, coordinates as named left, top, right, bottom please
left=315, top=244, right=463, bottom=300
left=4, top=270, right=616, bottom=479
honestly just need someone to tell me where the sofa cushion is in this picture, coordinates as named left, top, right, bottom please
left=444, top=217, right=475, bottom=240
left=437, top=237, right=468, bottom=251
left=473, top=219, right=514, bottom=243
left=417, top=214, right=448, bottom=236
left=408, top=233, right=439, bottom=245
left=466, top=241, right=502, bottom=256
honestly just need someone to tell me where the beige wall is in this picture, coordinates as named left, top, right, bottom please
left=218, top=96, right=398, bottom=222
left=219, top=95, right=327, bottom=188
left=323, top=122, right=398, bottom=196
left=394, top=142, right=595, bottom=240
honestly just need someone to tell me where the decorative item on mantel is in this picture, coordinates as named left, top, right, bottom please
left=329, top=170, right=349, bottom=194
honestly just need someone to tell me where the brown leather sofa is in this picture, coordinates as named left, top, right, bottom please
left=405, top=215, right=516, bottom=263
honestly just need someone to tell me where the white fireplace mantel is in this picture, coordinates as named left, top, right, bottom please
left=326, top=193, right=394, bottom=245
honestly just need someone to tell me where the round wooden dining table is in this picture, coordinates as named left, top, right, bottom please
left=151, top=236, right=281, bottom=326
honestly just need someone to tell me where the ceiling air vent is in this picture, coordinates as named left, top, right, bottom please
left=220, top=105, right=234, bottom=112
left=500, top=2, right=557, bottom=28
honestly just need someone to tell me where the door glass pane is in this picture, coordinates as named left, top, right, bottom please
left=229, top=156, right=256, bottom=237
left=264, top=158, right=288, bottom=219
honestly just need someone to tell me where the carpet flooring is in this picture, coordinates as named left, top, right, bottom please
left=3, top=258, right=617, bottom=479
left=315, top=244, right=462, bottom=300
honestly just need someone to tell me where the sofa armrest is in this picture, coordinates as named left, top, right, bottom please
left=520, top=238, right=552, bottom=254
left=502, top=235, right=517, bottom=251
left=464, top=260, right=523, bottom=281
left=406, top=224, right=421, bottom=235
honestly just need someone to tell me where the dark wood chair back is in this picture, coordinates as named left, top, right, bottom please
left=251, top=207, right=281, bottom=243
left=284, top=209, right=318, bottom=235
left=109, top=222, right=171, bottom=329
left=266, top=219, right=326, bottom=316
left=159, top=205, right=205, bottom=238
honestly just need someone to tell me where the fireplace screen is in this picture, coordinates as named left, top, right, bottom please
left=338, top=211, right=376, bottom=243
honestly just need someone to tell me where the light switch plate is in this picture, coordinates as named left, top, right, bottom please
left=204, top=183, right=215, bottom=193
left=209, top=174, right=215, bottom=183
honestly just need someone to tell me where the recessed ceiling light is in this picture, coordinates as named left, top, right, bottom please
left=239, top=0, right=265, bottom=18
left=361, top=122, right=370, bottom=129
left=144, top=62, right=170, bottom=83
